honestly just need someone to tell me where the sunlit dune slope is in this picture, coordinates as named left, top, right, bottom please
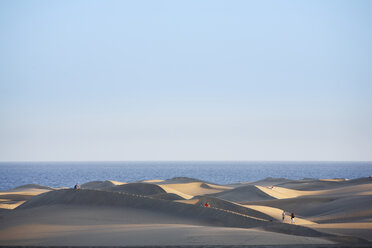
left=160, top=182, right=231, bottom=198
left=0, top=184, right=54, bottom=210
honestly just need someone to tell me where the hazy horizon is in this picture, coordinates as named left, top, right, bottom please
left=1, top=0, right=371, bottom=162
left=1, top=160, right=371, bottom=163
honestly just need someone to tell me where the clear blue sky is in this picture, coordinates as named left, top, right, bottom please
left=0, top=0, right=371, bottom=161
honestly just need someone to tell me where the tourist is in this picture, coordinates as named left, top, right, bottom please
left=291, top=212, right=295, bottom=224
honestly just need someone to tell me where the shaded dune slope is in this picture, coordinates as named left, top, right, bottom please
left=81, top=181, right=116, bottom=190
left=244, top=195, right=372, bottom=223
left=17, top=189, right=265, bottom=229
left=16, top=189, right=331, bottom=239
left=193, top=195, right=275, bottom=221
left=276, top=177, right=372, bottom=191
left=108, top=183, right=167, bottom=196
left=209, top=185, right=276, bottom=202
left=308, top=195, right=372, bottom=222
left=149, top=192, right=185, bottom=200
left=250, top=177, right=297, bottom=187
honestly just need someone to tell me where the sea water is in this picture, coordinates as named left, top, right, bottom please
left=0, top=161, right=371, bottom=190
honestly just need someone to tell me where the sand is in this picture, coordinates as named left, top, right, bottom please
left=0, top=177, right=371, bottom=247
left=0, top=185, right=52, bottom=210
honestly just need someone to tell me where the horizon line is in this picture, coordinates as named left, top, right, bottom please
left=1, top=160, right=371, bottom=163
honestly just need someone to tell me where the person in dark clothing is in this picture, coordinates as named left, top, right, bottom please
left=291, top=212, right=295, bottom=224
left=74, top=183, right=80, bottom=190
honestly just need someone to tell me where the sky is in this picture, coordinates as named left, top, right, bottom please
left=0, top=0, right=371, bottom=161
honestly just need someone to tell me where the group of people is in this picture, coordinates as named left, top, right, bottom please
left=282, top=211, right=295, bottom=224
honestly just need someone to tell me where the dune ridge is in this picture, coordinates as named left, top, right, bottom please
left=276, top=177, right=372, bottom=191
left=108, top=182, right=167, bottom=196
left=17, top=189, right=270, bottom=230
left=16, top=188, right=338, bottom=239
left=1, top=176, right=371, bottom=246
left=13, top=184, right=54, bottom=191
left=208, top=184, right=276, bottom=202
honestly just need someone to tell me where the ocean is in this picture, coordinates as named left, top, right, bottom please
left=0, top=161, right=371, bottom=190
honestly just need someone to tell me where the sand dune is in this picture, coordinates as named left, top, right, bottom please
left=243, top=195, right=372, bottom=224
left=209, top=185, right=276, bottom=202
left=0, top=200, right=26, bottom=210
left=158, top=185, right=194, bottom=199
left=81, top=179, right=126, bottom=189
left=17, top=188, right=355, bottom=244
left=203, top=183, right=232, bottom=190
left=160, top=182, right=230, bottom=198
left=81, top=180, right=117, bottom=190
left=0, top=193, right=35, bottom=202
left=275, top=179, right=344, bottom=190
left=256, top=186, right=302, bottom=199
left=108, top=182, right=167, bottom=196
left=250, top=177, right=297, bottom=187
left=317, top=183, right=372, bottom=196
left=308, top=195, right=372, bottom=223
left=16, top=189, right=338, bottom=238
left=319, top=178, right=348, bottom=182
left=141, top=179, right=164, bottom=183
left=250, top=181, right=372, bottom=205
left=1, top=177, right=371, bottom=246
left=16, top=189, right=268, bottom=229
left=13, top=184, right=54, bottom=191
left=148, top=192, right=185, bottom=200
left=0, top=205, right=335, bottom=246
left=0, top=184, right=54, bottom=210
left=309, top=222, right=372, bottom=243
left=158, top=177, right=211, bottom=184
left=244, top=205, right=316, bottom=225
left=276, top=177, right=372, bottom=191
left=192, top=195, right=275, bottom=221
left=108, top=180, right=126, bottom=185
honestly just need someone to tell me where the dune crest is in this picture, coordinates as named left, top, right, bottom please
left=13, top=184, right=54, bottom=191
left=81, top=180, right=116, bottom=190
left=209, top=185, right=276, bottom=202
left=109, top=183, right=166, bottom=196
left=160, top=182, right=228, bottom=197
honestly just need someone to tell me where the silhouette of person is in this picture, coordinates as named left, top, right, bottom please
left=291, top=212, right=295, bottom=224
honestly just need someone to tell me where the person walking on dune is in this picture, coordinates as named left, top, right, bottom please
left=291, top=212, right=295, bottom=224
left=282, top=210, right=286, bottom=222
